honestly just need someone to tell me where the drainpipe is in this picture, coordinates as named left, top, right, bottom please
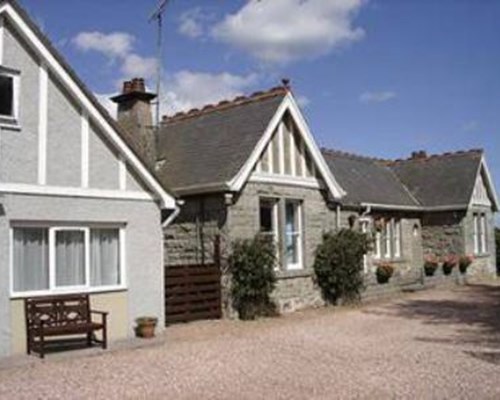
left=336, top=204, right=341, bottom=231
left=161, top=200, right=184, bottom=228
left=361, top=205, right=371, bottom=219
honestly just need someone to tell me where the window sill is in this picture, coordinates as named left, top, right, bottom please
left=276, top=269, right=312, bottom=279
left=0, top=122, right=21, bottom=131
left=473, top=253, right=490, bottom=259
left=10, top=286, right=127, bottom=299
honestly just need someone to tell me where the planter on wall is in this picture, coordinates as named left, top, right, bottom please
left=135, top=317, right=158, bottom=339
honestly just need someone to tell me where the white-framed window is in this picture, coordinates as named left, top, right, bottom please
left=259, top=198, right=279, bottom=266
left=360, top=218, right=369, bottom=273
left=11, top=225, right=125, bottom=297
left=374, top=231, right=381, bottom=259
left=393, top=219, right=402, bottom=258
left=474, top=213, right=488, bottom=255
left=374, top=218, right=402, bottom=260
left=480, top=214, right=487, bottom=253
left=384, top=221, right=391, bottom=258
left=473, top=214, right=479, bottom=254
left=0, top=68, right=20, bottom=123
left=284, top=200, right=302, bottom=270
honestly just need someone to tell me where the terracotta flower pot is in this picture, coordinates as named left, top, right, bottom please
left=135, top=317, right=158, bottom=339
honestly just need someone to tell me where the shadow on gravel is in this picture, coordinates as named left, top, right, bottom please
left=364, top=284, right=500, bottom=362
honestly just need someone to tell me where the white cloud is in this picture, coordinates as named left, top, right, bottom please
left=95, top=93, right=117, bottom=118
left=73, top=31, right=135, bottom=58
left=121, top=55, right=157, bottom=80
left=178, top=8, right=205, bottom=38
left=359, top=91, right=396, bottom=103
left=296, top=95, right=311, bottom=108
left=462, top=120, right=479, bottom=132
left=212, top=0, right=365, bottom=64
left=95, top=71, right=258, bottom=121
left=162, top=70, right=258, bottom=115
left=73, top=31, right=157, bottom=80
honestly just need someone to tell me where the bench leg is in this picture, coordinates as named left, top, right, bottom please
left=39, top=334, right=45, bottom=359
left=26, top=332, right=31, bottom=355
left=86, top=332, right=92, bottom=347
left=102, top=328, right=107, bottom=350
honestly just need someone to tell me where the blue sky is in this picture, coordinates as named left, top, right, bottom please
left=20, top=0, right=500, bottom=220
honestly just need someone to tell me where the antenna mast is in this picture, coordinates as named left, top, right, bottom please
left=149, top=0, right=170, bottom=127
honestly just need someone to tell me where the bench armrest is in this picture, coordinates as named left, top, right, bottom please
left=90, top=310, right=109, bottom=316
left=90, top=310, right=108, bottom=326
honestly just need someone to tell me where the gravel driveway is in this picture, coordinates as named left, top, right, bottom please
left=0, top=284, right=499, bottom=400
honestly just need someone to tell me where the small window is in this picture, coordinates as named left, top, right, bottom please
left=0, top=74, right=14, bottom=117
left=393, top=219, right=402, bottom=258
left=285, top=200, right=302, bottom=270
left=374, top=231, right=381, bottom=259
left=360, top=219, right=369, bottom=273
left=13, top=228, right=49, bottom=292
left=473, top=214, right=479, bottom=254
left=54, top=229, right=86, bottom=287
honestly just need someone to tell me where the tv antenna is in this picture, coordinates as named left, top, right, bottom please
left=149, top=0, right=170, bottom=127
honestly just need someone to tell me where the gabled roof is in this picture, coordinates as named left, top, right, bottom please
left=322, top=147, right=498, bottom=212
left=0, top=0, right=176, bottom=209
left=157, top=87, right=345, bottom=199
left=321, top=149, right=419, bottom=207
left=389, top=149, right=498, bottom=211
left=157, top=88, right=286, bottom=193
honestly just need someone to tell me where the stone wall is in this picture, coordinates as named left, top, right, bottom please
left=462, top=206, right=497, bottom=278
left=421, top=211, right=466, bottom=257
left=226, top=182, right=337, bottom=314
left=164, top=194, right=227, bottom=266
left=342, top=210, right=424, bottom=284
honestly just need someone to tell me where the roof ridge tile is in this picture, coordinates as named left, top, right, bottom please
left=162, top=85, right=288, bottom=124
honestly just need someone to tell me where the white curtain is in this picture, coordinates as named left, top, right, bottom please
left=13, top=228, right=49, bottom=291
left=90, top=229, right=120, bottom=286
left=55, top=230, right=85, bottom=287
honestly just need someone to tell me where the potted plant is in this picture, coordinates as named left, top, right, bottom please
left=135, top=316, right=158, bottom=338
left=442, top=254, right=458, bottom=275
left=459, top=255, right=473, bottom=274
left=376, top=262, right=394, bottom=284
left=423, top=254, right=439, bottom=276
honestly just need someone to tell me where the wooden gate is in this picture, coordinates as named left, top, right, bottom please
left=164, top=236, right=222, bottom=324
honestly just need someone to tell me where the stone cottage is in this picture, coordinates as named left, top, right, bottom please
left=112, top=81, right=496, bottom=315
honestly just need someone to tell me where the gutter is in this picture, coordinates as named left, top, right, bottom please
left=360, top=202, right=469, bottom=212
left=161, top=200, right=184, bottom=228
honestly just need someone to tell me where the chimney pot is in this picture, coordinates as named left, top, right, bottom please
left=410, top=150, right=428, bottom=160
left=122, top=80, right=132, bottom=94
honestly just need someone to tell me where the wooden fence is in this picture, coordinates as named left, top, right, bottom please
left=164, top=235, right=222, bottom=324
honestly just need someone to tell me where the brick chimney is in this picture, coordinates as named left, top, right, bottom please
left=410, top=150, right=428, bottom=160
left=111, top=78, right=157, bottom=166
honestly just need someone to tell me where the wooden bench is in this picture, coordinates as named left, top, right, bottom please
left=24, top=294, right=108, bottom=358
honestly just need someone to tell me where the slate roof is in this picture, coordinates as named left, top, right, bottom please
left=156, top=88, right=287, bottom=192
left=388, top=150, right=483, bottom=208
left=322, top=148, right=485, bottom=209
left=321, top=149, right=419, bottom=207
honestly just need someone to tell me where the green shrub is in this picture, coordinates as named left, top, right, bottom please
left=458, top=255, right=473, bottom=274
left=423, top=254, right=439, bottom=277
left=229, top=236, right=277, bottom=320
left=313, top=229, right=370, bottom=305
left=376, top=262, right=394, bottom=284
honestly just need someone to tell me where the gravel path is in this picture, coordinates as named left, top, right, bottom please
left=0, top=284, right=499, bottom=399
